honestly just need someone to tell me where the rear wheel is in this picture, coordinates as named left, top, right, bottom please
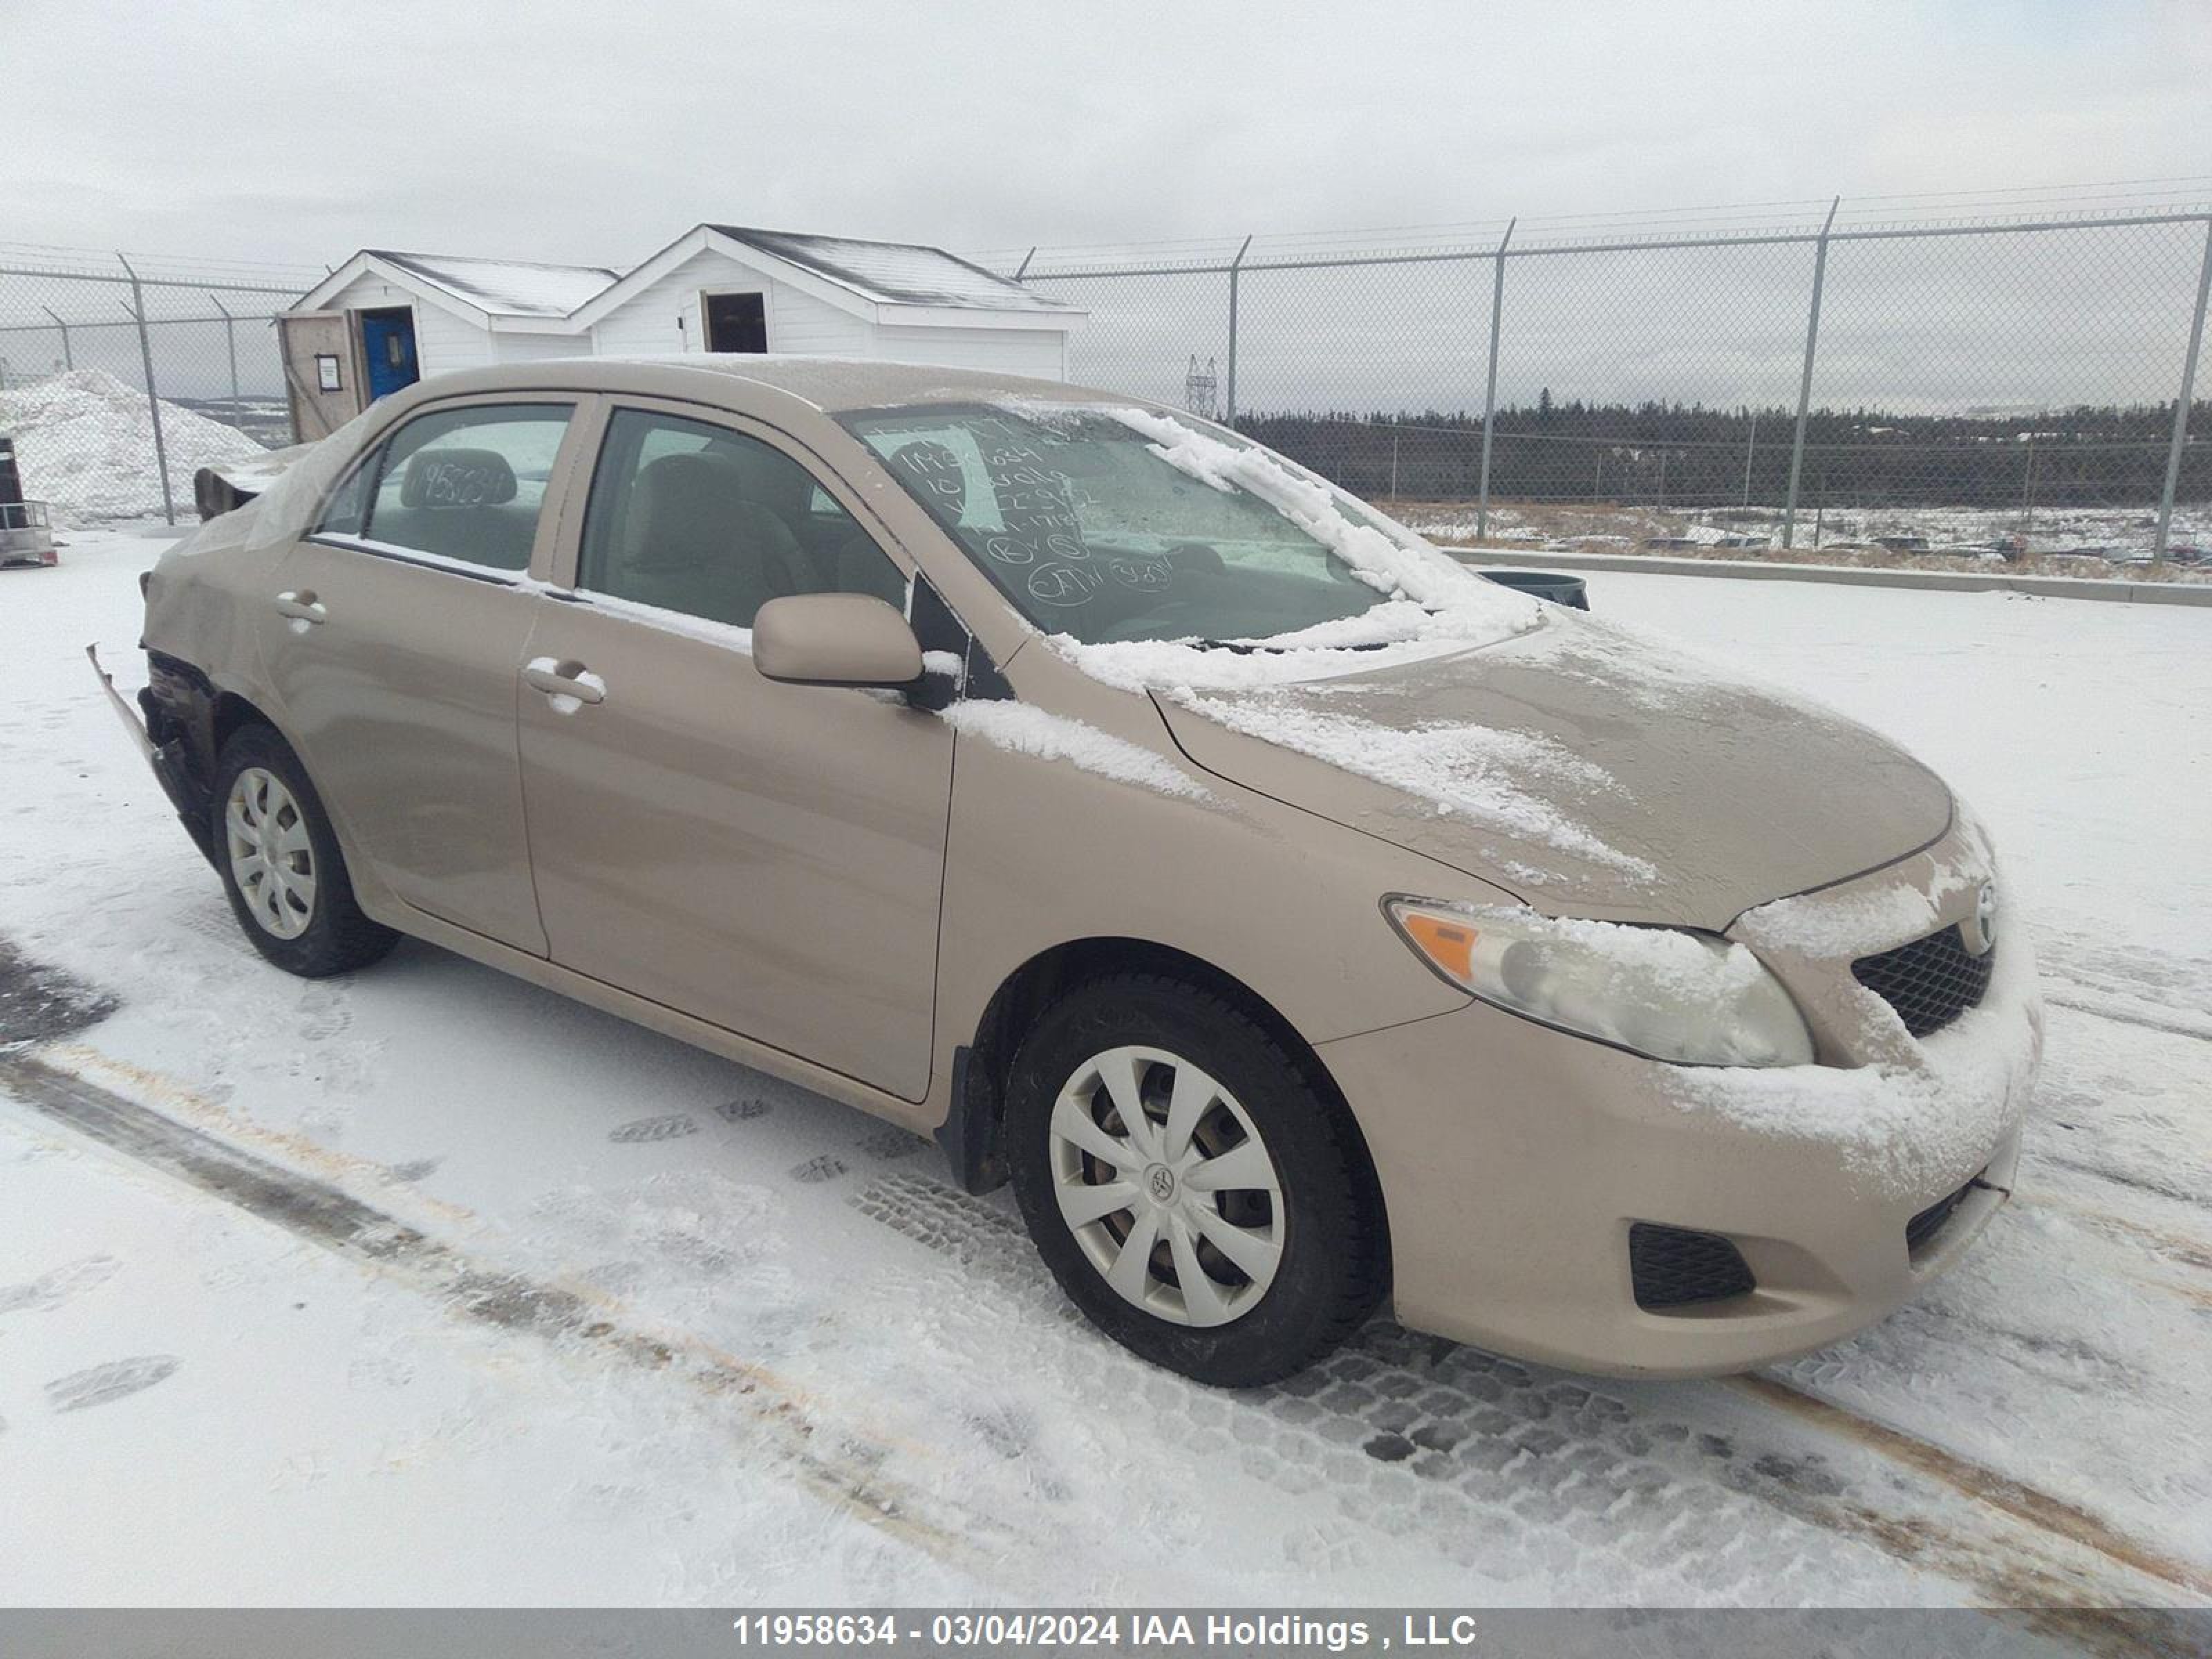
left=1005, top=973, right=1387, bottom=1386
left=209, top=725, right=398, bottom=978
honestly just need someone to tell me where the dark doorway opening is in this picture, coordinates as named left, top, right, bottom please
left=357, top=307, right=421, bottom=401
left=703, top=292, right=768, bottom=353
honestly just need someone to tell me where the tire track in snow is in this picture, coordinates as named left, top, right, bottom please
left=852, top=1170, right=2203, bottom=1616
left=0, top=1045, right=1016, bottom=1582
left=1727, top=1376, right=2212, bottom=1602
left=2042, top=996, right=2212, bottom=1046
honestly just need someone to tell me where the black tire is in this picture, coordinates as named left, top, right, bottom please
left=1005, top=972, right=1387, bottom=1387
left=208, top=724, right=400, bottom=978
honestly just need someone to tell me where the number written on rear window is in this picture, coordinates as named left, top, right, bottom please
left=316, top=403, right=574, bottom=574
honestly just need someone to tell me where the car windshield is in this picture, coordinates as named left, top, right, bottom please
left=837, top=402, right=1459, bottom=647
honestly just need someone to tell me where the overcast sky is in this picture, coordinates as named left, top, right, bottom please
left=10, top=0, right=2209, bottom=270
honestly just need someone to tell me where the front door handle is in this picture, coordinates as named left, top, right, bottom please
left=523, top=657, right=606, bottom=706
left=274, top=590, right=326, bottom=625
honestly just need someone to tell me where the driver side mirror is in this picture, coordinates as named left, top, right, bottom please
left=752, top=593, right=924, bottom=689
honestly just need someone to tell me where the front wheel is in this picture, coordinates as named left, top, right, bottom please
left=209, top=725, right=399, bottom=978
left=1005, top=973, right=1387, bottom=1387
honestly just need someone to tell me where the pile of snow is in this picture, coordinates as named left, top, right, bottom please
left=0, top=368, right=268, bottom=519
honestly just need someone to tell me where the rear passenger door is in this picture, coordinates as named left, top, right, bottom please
left=259, top=396, right=588, bottom=953
left=514, top=402, right=953, bottom=1101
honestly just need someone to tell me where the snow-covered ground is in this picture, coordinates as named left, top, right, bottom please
left=2, top=526, right=2208, bottom=1611
left=1407, top=500, right=2212, bottom=565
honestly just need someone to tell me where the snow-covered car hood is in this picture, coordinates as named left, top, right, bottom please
left=1147, top=612, right=1955, bottom=930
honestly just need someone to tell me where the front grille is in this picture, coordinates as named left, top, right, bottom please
left=1906, top=1177, right=1979, bottom=1255
left=1853, top=926, right=1994, bottom=1038
left=1629, top=1223, right=1755, bottom=1311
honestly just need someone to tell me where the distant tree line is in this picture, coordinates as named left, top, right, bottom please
left=1237, top=396, right=2209, bottom=509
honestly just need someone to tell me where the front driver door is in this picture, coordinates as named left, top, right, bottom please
left=515, top=402, right=952, bottom=1101
left=259, top=396, right=585, bottom=953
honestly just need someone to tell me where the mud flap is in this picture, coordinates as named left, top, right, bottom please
left=936, top=1046, right=1009, bottom=1195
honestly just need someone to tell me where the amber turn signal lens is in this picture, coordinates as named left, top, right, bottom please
left=1400, top=910, right=1478, bottom=983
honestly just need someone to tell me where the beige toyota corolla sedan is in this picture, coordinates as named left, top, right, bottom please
left=101, top=357, right=2043, bottom=1385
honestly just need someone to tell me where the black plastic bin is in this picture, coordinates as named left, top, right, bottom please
left=1479, top=568, right=1590, bottom=610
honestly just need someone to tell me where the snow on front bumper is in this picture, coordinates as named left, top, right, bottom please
left=1704, top=807, right=2042, bottom=1199
left=1314, top=811, right=2042, bottom=1378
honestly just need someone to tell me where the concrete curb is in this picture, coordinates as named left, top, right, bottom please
left=1444, top=545, right=2212, bottom=608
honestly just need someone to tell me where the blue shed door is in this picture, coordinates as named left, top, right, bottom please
left=357, top=308, right=421, bottom=401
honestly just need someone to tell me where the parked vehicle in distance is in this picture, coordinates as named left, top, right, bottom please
left=97, top=357, right=2041, bottom=1385
left=1471, top=569, right=1588, bottom=609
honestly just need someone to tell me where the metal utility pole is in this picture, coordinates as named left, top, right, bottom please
left=1224, top=235, right=1253, bottom=429
left=1475, top=217, right=1516, bottom=542
left=1741, top=411, right=1758, bottom=507
left=119, top=254, right=176, bottom=525
left=2153, top=215, right=2212, bottom=564
left=210, top=294, right=240, bottom=404
left=41, top=308, right=73, bottom=371
left=1781, top=197, right=1840, bottom=549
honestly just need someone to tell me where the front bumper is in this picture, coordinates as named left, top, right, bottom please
left=1320, top=817, right=2042, bottom=1378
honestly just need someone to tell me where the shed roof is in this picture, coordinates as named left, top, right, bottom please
left=359, top=250, right=621, bottom=317
left=294, top=226, right=1078, bottom=335
left=704, top=225, right=1069, bottom=312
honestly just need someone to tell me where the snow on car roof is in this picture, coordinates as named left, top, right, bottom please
left=706, top=225, right=1070, bottom=312
left=364, top=250, right=621, bottom=317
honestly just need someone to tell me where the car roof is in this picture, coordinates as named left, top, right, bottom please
left=397, top=355, right=1141, bottom=418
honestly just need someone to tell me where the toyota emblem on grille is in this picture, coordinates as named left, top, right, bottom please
left=1964, top=881, right=1998, bottom=956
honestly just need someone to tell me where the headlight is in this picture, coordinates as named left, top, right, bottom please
left=1385, top=897, right=1815, bottom=1067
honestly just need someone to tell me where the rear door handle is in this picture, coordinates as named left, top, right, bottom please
left=274, top=590, right=326, bottom=624
left=523, top=657, right=606, bottom=706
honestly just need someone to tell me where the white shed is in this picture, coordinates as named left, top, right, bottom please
left=565, top=223, right=1080, bottom=379
left=279, top=226, right=1082, bottom=438
left=283, top=250, right=620, bottom=435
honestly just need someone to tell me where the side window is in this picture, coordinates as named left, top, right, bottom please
left=318, top=403, right=573, bottom=573
left=578, top=409, right=906, bottom=629
left=316, top=451, right=375, bottom=537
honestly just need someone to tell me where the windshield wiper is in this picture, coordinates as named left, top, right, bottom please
left=1192, top=637, right=1393, bottom=655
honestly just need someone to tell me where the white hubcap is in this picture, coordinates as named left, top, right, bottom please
left=1048, top=1045, right=1285, bottom=1327
left=225, top=767, right=317, bottom=941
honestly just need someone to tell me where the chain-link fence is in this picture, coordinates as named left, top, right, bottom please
left=10, top=189, right=2212, bottom=563
left=0, top=250, right=312, bottom=525
left=982, top=191, right=2212, bottom=564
